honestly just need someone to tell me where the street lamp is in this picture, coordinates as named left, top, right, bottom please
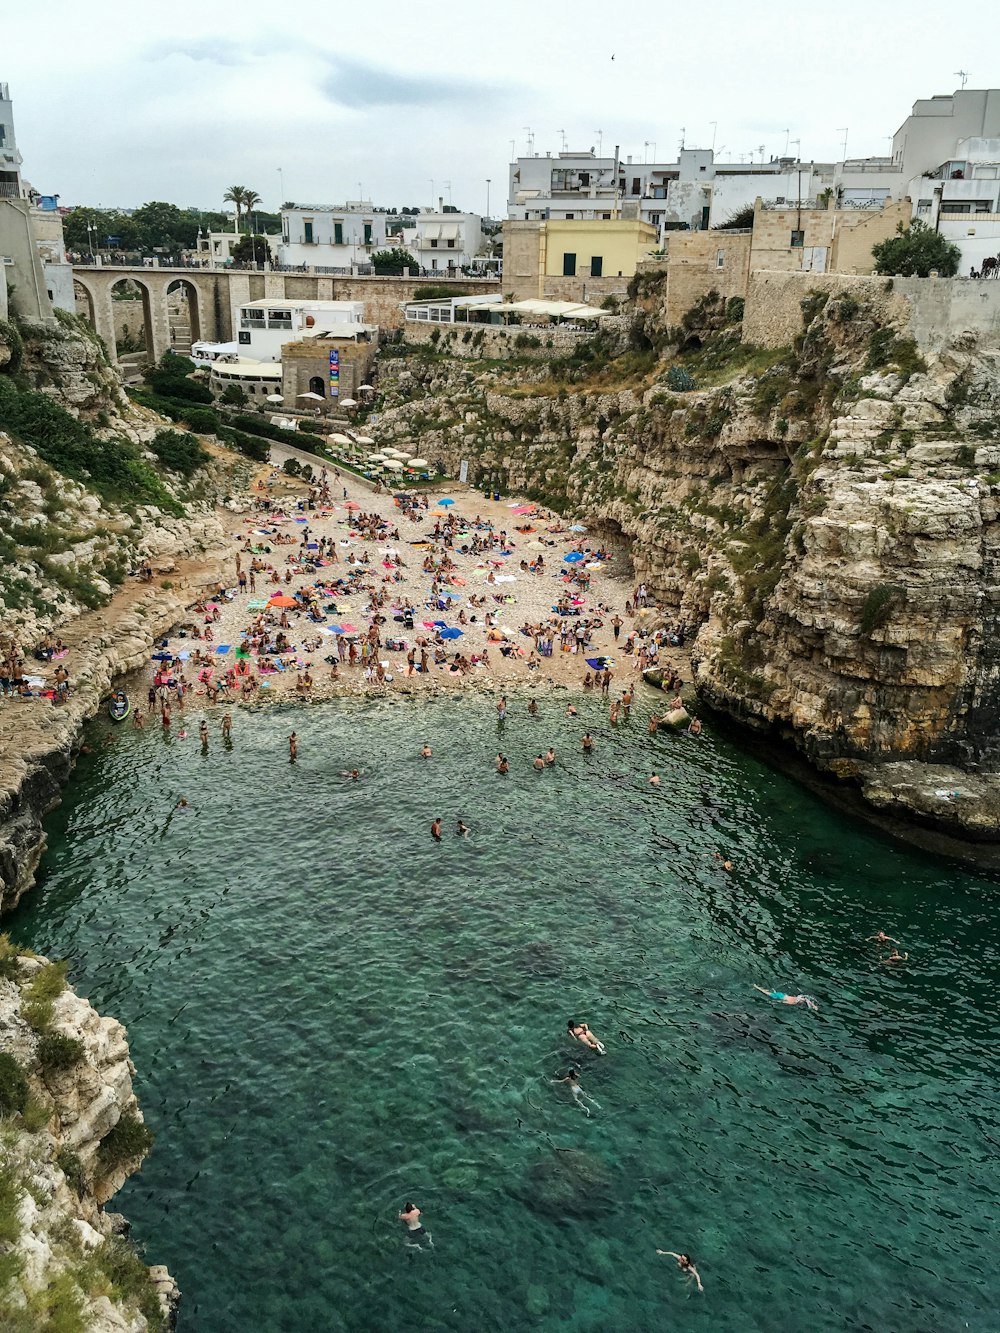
left=485, top=179, right=491, bottom=219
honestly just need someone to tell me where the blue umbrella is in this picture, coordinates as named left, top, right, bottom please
left=433, top=620, right=448, bottom=628
left=440, top=627, right=464, bottom=639
left=327, top=624, right=345, bottom=634
left=438, top=498, right=455, bottom=507
left=563, top=552, right=585, bottom=563
left=586, top=657, right=609, bottom=669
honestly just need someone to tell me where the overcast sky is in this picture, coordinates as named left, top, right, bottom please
left=4, top=0, right=996, bottom=215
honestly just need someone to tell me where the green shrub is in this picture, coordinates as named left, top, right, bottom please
left=56, top=1148, right=87, bottom=1195
left=725, top=296, right=745, bottom=323
left=513, top=332, right=542, bottom=349
left=177, top=408, right=218, bottom=436
left=37, top=1033, right=86, bottom=1076
left=0, top=1052, right=29, bottom=1117
left=20, top=961, right=69, bottom=1033
left=230, top=415, right=325, bottom=452
left=220, top=383, right=248, bottom=407
left=0, top=934, right=22, bottom=981
left=282, top=457, right=301, bottom=477
left=148, top=428, right=208, bottom=476
left=860, top=583, right=906, bottom=636
left=80, top=1237, right=165, bottom=1331
left=0, top=318, right=25, bottom=373
left=98, top=1111, right=154, bottom=1172
left=665, top=364, right=696, bottom=392
left=217, top=427, right=269, bottom=462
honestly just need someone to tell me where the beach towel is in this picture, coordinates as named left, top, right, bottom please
left=216, top=645, right=231, bottom=654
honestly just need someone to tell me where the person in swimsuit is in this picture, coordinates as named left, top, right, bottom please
left=431, top=818, right=442, bottom=842
left=533, top=754, right=545, bottom=771
left=497, top=755, right=509, bottom=775
left=582, top=732, right=594, bottom=752
left=753, top=985, right=817, bottom=1010
left=879, top=949, right=909, bottom=965
left=421, top=743, right=433, bottom=758
left=545, top=748, right=556, bottom=766
left=567, top=1020, right=606, bottom=1054
left=456, top=820, right=469, bottom=836
left=649, top=773, right=660, bottom=786
left=655, top=1250, right=704, bottom=1293
left=867, top=931, right=898, bottom=945
left=399, top=1201, right=432, bottom=1247
left=566, top=704, right=578, bottom=718
left=552, top=1068, right=600, bottom=1116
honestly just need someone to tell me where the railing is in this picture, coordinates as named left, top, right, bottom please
left=0, top=182, right=21, bottom=199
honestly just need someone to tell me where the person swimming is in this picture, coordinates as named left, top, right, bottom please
left=398, top=1201, right=432, bottom=1249
left=753, top=985, right=817, bottom=1010
left=655, top=1250, right=704, bottom=1293
left=879, top=949, right=909, bottom=965
left=567, top=1020, right=606, bottom=1054
left=552, top=1068, right=600, bottom=1116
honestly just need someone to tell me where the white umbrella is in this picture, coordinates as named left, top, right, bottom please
left=368, top=452, right=387, bottom=462
left=357, top=383, right=375, bottom=391
left=340, top=397, right=358, bottom=408
left=329, top=432, right=353, bottom=446
left=383, top=459, right=404, bottom=470
left=408, top=457, right=429, bottom=468
left=266, top=393, right=284, bottom=403
left=297, top=391, right=325, bottom=402
left=382, top=448, right=407, bottom=458
left=355, top=435, right=374, bottom=446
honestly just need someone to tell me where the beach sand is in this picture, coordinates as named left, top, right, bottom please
left=143, top=465, right=693, bottom=712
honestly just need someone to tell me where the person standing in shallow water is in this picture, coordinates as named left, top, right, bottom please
left=288, top=732, right=297, bottom=762
left=431, top=817, right=442, bottom=841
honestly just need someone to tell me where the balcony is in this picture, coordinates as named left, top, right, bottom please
left=0, top=182, right=21, bottom=199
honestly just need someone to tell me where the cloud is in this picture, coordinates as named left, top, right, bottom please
left=148, top=37, right=256, bottom=67
left=319, top=56, right=501, bottom=110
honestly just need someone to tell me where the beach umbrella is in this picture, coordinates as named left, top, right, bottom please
left=266, top=393, right=284, bottom=403
left=527, top=540, right=545, bottom=551
left=563, top=552, right=585, bottom=563
left=408, top=457, right=429, bottom=468
left=297, top=391, right=325, bottom=402
left=339, top=622, right=358, bottom=633
left=357, top=384, right=375, bottom=392
left=354, top=434, right=374, bottom=445
left=383, top=459, right=404, bottom=470
left=340, top=397, right=358, bottom=408
left=438, top=498, right=455, bottom=507
left=586, top=657, right=610, bottom=669
left=344, top=501, right=361, bottom=511
left=440, top=627, right=464, bottom=639
left=268, top=594, right=297, bottom=607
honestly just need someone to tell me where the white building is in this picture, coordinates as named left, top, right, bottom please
left=0, top=81, right=23, bottom=200
left=507, top=146, right=831, bottom=239
left=278, top=202, right=386, bottom=270
left=234, top=298, right=366, bottom=361
left=407, top=209, right=486, bottom=273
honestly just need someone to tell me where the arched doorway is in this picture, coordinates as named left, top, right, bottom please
left=73, top=279, right=96, bottom=331
left=109, top=277, right=153, bottom=381
left=308, top=376, right=326, bottom=396
left=166, top=278, right=202, bottom=353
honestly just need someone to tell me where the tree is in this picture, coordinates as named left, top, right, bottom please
left=242, top=190, right=262, bottom=228
left=231, top=234, right=272, bottom=264
left=132, top=201, right=187, bottom=252
left=223, top=186, right=247, bottom=230
left=872, top=218, right=961, bottom=278
left=220, top=384, right=248, bottom=407
left=713, top=204, right=755, bottom=230
left=372, top=247, right=419, bottom=275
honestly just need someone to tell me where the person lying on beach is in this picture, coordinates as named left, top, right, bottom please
left=753, top=986, right=817, bottom=1010
left=567, top=1020, right=606, bottom=1054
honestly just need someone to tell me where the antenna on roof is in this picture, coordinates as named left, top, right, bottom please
left=558, top=128, right=567, bottom=151
left=954, top=69, right=969, bottom=90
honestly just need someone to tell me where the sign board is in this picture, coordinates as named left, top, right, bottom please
left=459, top=459, right=469, bottom=483
left=329, top=349, right=340, bottom=397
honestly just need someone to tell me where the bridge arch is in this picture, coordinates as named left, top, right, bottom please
left=73, top=278, right=96, bottom=330
left=109, top=275, right=155, bottom=378
left=166, top=277, right=203, bottom=352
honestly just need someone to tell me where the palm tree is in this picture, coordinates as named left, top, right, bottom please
left=242, top=190, right=262, bottom=235
left=223, top=185, right=248, bottom=231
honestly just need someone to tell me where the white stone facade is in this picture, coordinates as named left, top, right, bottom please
left=278, top=203, right=386, bottom=270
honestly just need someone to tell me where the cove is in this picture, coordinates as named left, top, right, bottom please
left=8, top=693, right=1000, bottom=1333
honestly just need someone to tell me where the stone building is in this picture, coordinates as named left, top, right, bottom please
left=503, top=217, right=659, bottom=301
left=280, top=326, right=377, bottom=406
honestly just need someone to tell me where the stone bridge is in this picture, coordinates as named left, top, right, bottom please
left=70, top=265, right=498, bottom=365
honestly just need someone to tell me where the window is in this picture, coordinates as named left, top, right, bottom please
left=940, top=203, right=971, bottom=214
left=580, top=172, right=590, bottom=186
left=563, top=252, right=577, bottom=276
left=0, top=126, right=5, bottom=146
left=431, top=259, right=438, bottom=270
left=303, top=220, right=314, bottom=243
left=239, top=331, right=251, bottom=344
left=716, top=249, right=725, bottom=270
left=602, top=212, right=612, bottom=220
left=590, top=255, right=603, bottom=277
left=364, top=223, right=372, bottom=244
left=632, top=177, right=641, bottom=195
left=790, top=230, right=804, bottom=247
left=334, top=222, right=343, bottom=244
left=564, top=213, right=574, bottom=220
left=309, top=376, right=325, bottom=397
left=430, top=239, right=438, bottom=248
left=447, top=238, right=455, bottom=248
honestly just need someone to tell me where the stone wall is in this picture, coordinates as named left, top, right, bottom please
left=399, top=321, right=596, bottom=359
left=742, top=268, right=1000, bottom=352
left=659, top=231, right=753, bottom=324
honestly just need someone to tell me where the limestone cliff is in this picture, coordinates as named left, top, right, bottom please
left=0, top=944, right=177, bottom=1329
left=371, top=287, right=1000, bottom=843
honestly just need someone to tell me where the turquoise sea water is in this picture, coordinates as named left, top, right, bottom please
left=8, top=691, right=1000, bottom=1333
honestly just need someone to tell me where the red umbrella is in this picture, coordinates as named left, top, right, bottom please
left=344, top=502, right=361, bottom=511
left=268, top=595, right=297, bottom=608
left=339, top=622, right=358, bottom=633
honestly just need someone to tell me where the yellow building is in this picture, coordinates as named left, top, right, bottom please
left=503, top=218, right=659, bottom=301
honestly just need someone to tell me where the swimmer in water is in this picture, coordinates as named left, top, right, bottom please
left=655, top=1250, right=704, bottom=1294
left=398, top=1201, right=432, bottom=1249
left=456, top=820, right=470, bottom=836
left=567, top=1020, right=606, bottom=1054
left=650, top=773, right=660, bottom=786
left=420, top=743, right=432, bottom=758
left=497, top=755, right=509, bottom=775
left=867, top=931, right=898, bottom=945
left=879, top=949, right=909, bottom=965
left=648, top=713, right=659, bottom=735
left=527, top=698, right=538, bottom=716
left=533, top=754, right=545, bottom=771
left=545, top=747, right=556, bottom=766
left=753, top=985, right=818, bottom=1010
left=176, top=798, right=189, bottom=810
left=582, top=732, right=594, bottom=752
left=431, top=817, right=443, bottom=842
left=288, top=731, right=297, bottom=761
left=552, top=1067, right=600, bottom=1116
left=713, top=853, right=733, bottom=872
left=566, top=704, right=578, bottom=718
left=496, top=695, right=507, bottom=721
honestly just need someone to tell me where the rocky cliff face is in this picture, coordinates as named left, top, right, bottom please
left=0, top=946, right=177, bottom=1329
left=371, top=290, right=1000, bottom=842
